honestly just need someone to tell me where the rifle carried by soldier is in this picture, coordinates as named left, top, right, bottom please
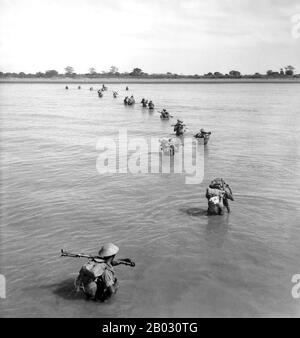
left=61, top=249, right=135, bottom=267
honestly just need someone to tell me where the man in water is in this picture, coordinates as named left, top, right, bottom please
left=206, top=178, right=234, bottom=214
left=174, top=119, right=185, bottom=135
left=194, top=128, right=211, bottom=144
left=160, top=109, right=170, bottom=118
left=141, top=99, right=148, bottom=107
left=77, top=243, right=120, bottom=302
left=159, top=137, right=177, bottom=155
left=168, top=138, right=176, bottom=155
left=194, top=128, right=211, bottom=138
left=206, top=187, right=226, bottom=215
left=129, top=95, right=135, bottom=104
left=148, top=100, right=154, bottom=109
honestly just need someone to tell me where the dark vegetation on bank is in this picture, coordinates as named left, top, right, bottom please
left=0, top=65, right=299, bottom=80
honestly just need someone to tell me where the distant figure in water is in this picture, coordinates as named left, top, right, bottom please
left=128, top=95, right=135, bottom=105
left=65, top=86, right=69, bottom=90
left=206, top=178, right=234, bottom=215
left=124, top=96, right=129, bottom=104
left=90, top=87, right=93, bottom=91
left=126, top=86, right=129, bottom=91
left=141, top=98, right=148, bottom=107
left=173, top=119, right=186, bottom=136
left=113, top=91, right=118, bottom=98
left=194, top=128, right=211, bottom=145
left=160, top=109, right=172, bottom=119
left=78, top=86, right=81, bottom=90
left=148, top=100, right=154, bottom=110
left=159, top=137, right=179, bottom=156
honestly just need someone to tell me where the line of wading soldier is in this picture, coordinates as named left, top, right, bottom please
left=61, top=85, right=235, bottom=302
left=65, top=84, right=234, bottom=217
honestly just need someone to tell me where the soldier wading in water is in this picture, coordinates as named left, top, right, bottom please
left=62, top=243, right=135, bottom=302
left=206, top=178, right=234, bottom=215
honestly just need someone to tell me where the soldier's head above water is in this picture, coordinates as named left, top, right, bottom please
left=98, top=243, right=119, bottom=262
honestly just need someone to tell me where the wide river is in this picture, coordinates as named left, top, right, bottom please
left=0, top=83, right=299, bottom=317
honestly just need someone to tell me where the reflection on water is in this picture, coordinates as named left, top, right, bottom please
left=51, top=278, right=80, bottom=301
left=183, top=207, right=207, bottom=216
left=205, top=214, right=230, bottom=248
left=0, top=83, right=300, bottom=317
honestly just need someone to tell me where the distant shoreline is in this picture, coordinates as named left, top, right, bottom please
left=1, top=77, right=300, bottom=84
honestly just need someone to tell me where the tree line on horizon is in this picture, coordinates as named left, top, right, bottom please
left=0, top=65, right=298, bottom=79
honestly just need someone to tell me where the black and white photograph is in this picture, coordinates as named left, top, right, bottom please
left=0, top=0, right=300, bottom=321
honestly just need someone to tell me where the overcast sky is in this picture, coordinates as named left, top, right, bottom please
left=0, top=0, right=299, bottom=74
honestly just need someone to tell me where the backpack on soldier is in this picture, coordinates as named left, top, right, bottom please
left=75, top=260, right=106, bottom=293
left=209, top=178, right=233, bottom=200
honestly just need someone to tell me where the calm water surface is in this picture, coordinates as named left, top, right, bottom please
left=0, top=83, right=299, bottom=317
